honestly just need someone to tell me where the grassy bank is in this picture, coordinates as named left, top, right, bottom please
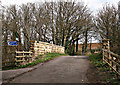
left=3, top=53, right=68, bottom=70
left=89, top=53, right=107, bottom=68
left=88, top=53, right=120, bottom=83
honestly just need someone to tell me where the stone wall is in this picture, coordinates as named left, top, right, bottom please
left=30, top=41, right=65, bottom=57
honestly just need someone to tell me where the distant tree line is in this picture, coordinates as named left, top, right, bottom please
left=1, top=1, right=120, bottom=55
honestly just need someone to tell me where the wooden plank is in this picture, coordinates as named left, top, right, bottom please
left=16, top=51, right=32, bottom=54
left=16, top=60, right=25, bottom=62
left=16, top=56, right=32, bottom=58
left=104, top=59, right=120, bottom=76
left=102, top=39, right=110, bottom=41
left=16, top=56, right=25, bottom=57
left=105, top=57, right=120, bottom=67
left=102, top=49, right=120, bottom=58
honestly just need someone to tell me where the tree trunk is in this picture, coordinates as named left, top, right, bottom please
left=4, top=30, right=8, bottom=57
left=82, top=43, right=84, bottom=55
left=76, top=39, right=78, bottom=52
left=90, top=42, right=91, bottom=52
left=62, top=30, right=65, bottom=46
left=84, top=31, right=88, bottom=52
left=118, top=1, right=120, bottom=54
left=72, top=41, right=75, bottom=55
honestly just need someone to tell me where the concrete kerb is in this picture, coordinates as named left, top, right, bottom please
left=2, top=63, right=44, bottom=83
left=2, top=55, right=62, bottom=84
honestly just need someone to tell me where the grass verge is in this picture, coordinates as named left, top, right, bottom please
left=88, top=53, right=107, bottom=68
left=88, top=53, right=120, bottom=83
left=3, top=53, right=68, bottom=70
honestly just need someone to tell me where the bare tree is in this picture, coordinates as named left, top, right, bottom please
left=2, top=1, right=93, bottom=55
left=95, top=4, right=120, bottom=54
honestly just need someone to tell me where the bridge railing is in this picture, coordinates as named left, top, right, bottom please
left=102, top=48, right=120, bottom=76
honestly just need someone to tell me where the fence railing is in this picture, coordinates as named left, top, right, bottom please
left=2, top=41, right=65, bottom=67
left=102, top=48, right=120, bottom=76
left=15, top=51, right=33, bottom=66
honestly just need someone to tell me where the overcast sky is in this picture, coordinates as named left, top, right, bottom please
left=1, top=0, right=120, bottom=13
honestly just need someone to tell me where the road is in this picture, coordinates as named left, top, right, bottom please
left=9, top=56, right=99, bottom=83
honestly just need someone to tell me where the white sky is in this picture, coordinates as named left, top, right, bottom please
left=1, top=0, right=120, bottom=13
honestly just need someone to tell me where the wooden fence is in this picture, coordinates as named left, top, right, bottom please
left=102, top=48, right=120, bottom=76
left=2, top=41, right=65, bottom=67
left=15, top=51, right=33, bottom=66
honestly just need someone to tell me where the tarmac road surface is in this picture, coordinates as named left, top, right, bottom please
left=9, top=56, right=93, bottom=83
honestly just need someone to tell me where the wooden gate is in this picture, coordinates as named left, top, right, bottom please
left=102, top=39, right=120, bottom=76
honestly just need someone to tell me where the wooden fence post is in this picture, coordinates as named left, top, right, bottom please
left=102, top=39, right=110, bottom=63
left=102, top=50, right=105, bottom=63
left=111, top=55, right=113, bottom=72
left=116, top=57, right=119, bottom=77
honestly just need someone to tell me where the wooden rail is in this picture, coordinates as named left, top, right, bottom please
left=102, top=49, right=120, bottom=76
left=15, top=51, right=33, bottom=66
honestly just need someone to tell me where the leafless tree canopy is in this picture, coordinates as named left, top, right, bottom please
left=2, top=1, right=93, bottom=55
left=2, top=1, right=120, bottom=55
left=94, top=3, right=120, bottom=54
